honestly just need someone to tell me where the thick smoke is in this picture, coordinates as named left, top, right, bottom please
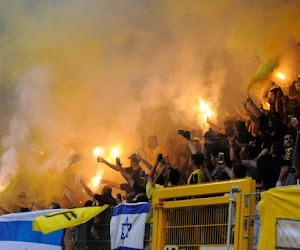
left=0, top=0, right=299, bottom=209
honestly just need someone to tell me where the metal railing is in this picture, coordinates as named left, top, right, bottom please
left=151, top=178, right=256, bottom=250
left=70, top=206, right=152, bottom=250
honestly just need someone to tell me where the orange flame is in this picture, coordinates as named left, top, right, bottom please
left=93, top=146, right=105, bottom=157
left=89, top=171, right=102, bottom=190
left=276, top=72, right=285, bottom=80
left=110, top=147, right=120, bottom=158
left=199, top=99, right=214, bottom=121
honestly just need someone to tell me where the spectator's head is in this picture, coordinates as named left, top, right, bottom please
left=189, top=153, right=204, bottom=169
left=156, top=174, right=165, bottom=186
left=20, top=207, right=30, bottom=212
left=269, top=87, right=280, bottom=102
left=168, top=168, right=180, bottom=186
left=283, top=133, right=295, bottom=147
left=90, top=225, right=100, bottom=240
left=84, top=200, right=93, bottom=207
left=210, top=150, right=219, bottom=166
left=101, top=185, right=112, bottom=195
left=147, top=135, right=158, bottom=150
left=269, top=112, right=282, bottom=126
left=132, top=193, right=148, bottom=203
left=235, top=121, right=247, bottom=133
left=204, top=129, right=217, bottom=143
left=128, top=154, right=140, bottom=168
left=50, top=202, right=61, bottom=209
left=240, top=145, right=256, bottom=160
left=270, top=141, right=284, bottom=157
left=232, top=162, right=246, bottom=178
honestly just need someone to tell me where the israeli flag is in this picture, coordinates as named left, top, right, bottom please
left=110, top=202, right=149, bottom=250
left=0, top=209, right=64, bottom=250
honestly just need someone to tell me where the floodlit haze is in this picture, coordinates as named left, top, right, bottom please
left=0, top=0, right=300, bottom=207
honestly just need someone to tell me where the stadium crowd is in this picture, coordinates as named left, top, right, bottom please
left=0, top=77, right=299, bottom=248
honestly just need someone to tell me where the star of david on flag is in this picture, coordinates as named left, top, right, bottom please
left=110, top=202, right=149, bottom=250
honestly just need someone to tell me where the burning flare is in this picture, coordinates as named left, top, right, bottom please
left=110, top=147, right=120, bottom=158
left=199, top=99, right=214, bottom=121
left=89, top=171, right=102, bottom=190
left=93, top=147, right=104, bottom=157
left=276, top=72, right=285, bottom=80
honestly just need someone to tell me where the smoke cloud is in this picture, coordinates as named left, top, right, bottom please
left=0, top=0, right=299, bottom=209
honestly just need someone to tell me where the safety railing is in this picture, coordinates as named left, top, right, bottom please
left=151, top=178, right=256, bottom=250
left=71, top=206, right=152, bottom=250
left=241, top=191, right=262, bottom=250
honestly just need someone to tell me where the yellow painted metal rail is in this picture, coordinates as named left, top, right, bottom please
left=151, top=178, right=256, bottom=250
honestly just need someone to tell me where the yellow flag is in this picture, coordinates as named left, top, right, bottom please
left=33, top=205, right=109, bottom=234
left=246, top=57, right=279, bottom=92
left=258, top=186, right=300, bottom=249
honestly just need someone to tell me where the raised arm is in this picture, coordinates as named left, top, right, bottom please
left=153, top=164, right=167, bottom=186
left=80, top=176, right=95, bottom=198
left=97, top=156, right=119, bottom=171
left=101, top=179, right=121, bottom=189
left=242, top=102, right=256, bottom=121
left=0, top=203, right=13, bottom=214
left=228, top=137, right=240, bottom=162
left=147, top=157, right=160, bottom=183
left=179, top=131, right=197, bottom=154
left=136, top=154, right=153, bottom=171
left=247, top=96, right=263, bottom=118
left=116, top=158, right=134, bottom=189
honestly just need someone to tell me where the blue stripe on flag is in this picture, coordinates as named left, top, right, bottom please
left=0, top=221, right=63, bottom=246
left=112, top=202, right=149, bottom=217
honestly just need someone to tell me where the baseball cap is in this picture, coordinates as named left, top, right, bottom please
left=128, top=154, right=140, bottom=162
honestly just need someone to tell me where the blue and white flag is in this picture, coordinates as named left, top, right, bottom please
left=110, top=202, right=149, bottom=250
left=0, top=209, right=64, bottom=250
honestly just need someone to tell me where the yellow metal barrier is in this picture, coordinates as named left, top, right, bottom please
left=151, top=178, right=256, bottom=250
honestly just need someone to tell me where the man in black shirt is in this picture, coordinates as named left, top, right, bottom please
left=80, top=177, right=117, bottom=206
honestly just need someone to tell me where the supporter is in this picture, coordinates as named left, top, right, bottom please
left=30, top=200, right=61, bottom=210
left=146, top=155, right=165, bottom=201
left=187, top=153, right=206, bottom=185
left=97, top=153, right=143, bottom=201
left=256, top=141, right=285, bottom=190
left=233, top=121, right=253, bottom=148
left=228, top=137, right=262, bottom=183
left=0, top=203, right=30, bottom=214
left=231, top=162, right=246, bottom=179
left=79, top=178, right=117, bottom=206
left=115, top=157, right=148, bottom=203
left=262, top=82, right=283, bottom=114
left=202, top=129, right=221, bottom=171
left=283, top=132, right=295, bottom=162
left=242, top=101, right=260, bottom=137
left=143, top=135, right=168, bottom=166
left=205, top=151, right=232, bottom=182
left=276, top=166, right=300, bottom=187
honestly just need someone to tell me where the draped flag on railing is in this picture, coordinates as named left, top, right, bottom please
left=0, top=209, right=64, bottom=250
left=33, top=205, right=109, bottom=234
left=258, top=185, right=300, bottom=249
left=110, top=202, right=149, bottom=250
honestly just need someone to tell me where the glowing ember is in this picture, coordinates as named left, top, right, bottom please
left=110, top=147, right=120, bottom=158
left=199, top=100, right=214, bottom=120
left=93, top=147, right=104, bottom=157
left=89, top=171, right=102, bottom=190
left=276, top=72, right=285, bottom=79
